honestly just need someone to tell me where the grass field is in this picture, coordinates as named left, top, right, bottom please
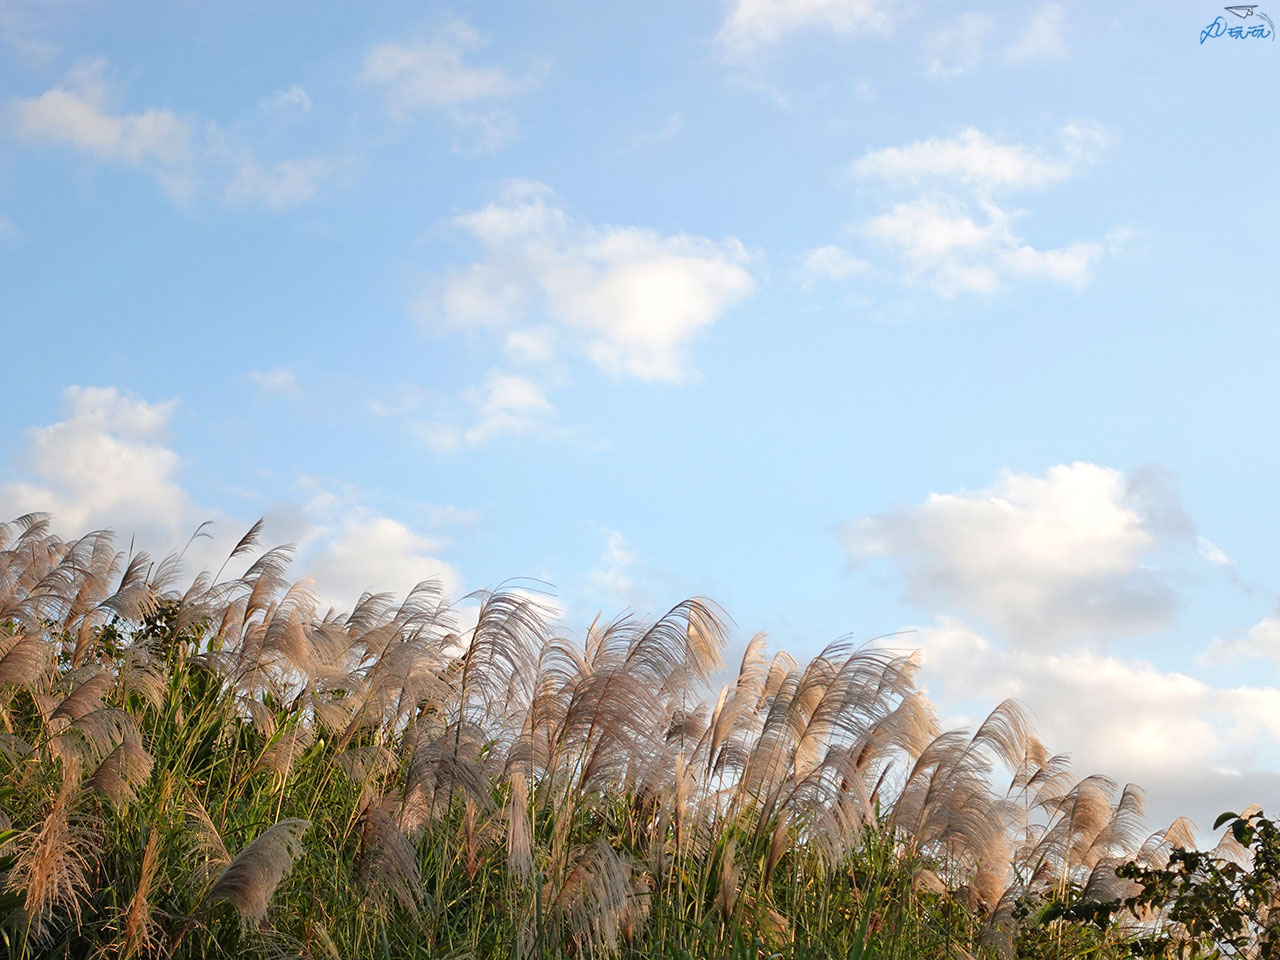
left=0, top=515, right=1269, bottom=959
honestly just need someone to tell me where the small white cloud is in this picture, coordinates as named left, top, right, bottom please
left=589, top=529, right=639, bottom=604
left=247, top=367, right=301, bottom=396
left=799, top=244, right=871, bottom=285
left=10, top=58, right=191, bottom=173
left=419, top=369, right=556, bottom=453
left=223, top=155, right=331, bottom=209
left=1005, top=3, right=1068, bottom=63
left=718, top=0, right=891, bottom=56
left=359, top=18, right=543, bottom=150
left=1197, top=536, right=1234, bottom=568
left=847, top=124, right=1112, bottom=294
left=846, top=462, right=1191, bottom=647
left=431, top=180, right=755, bottom=383
left=10, top=59, right=335, bottom=210
left=925, top=11, right=994, bottom=78
left=853, top=125, right=1086, bottom=192
left=616, top=111, right=683, bottom=154
left=261, top=84, right=312, bottom=114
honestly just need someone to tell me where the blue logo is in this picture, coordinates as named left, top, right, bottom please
left=1202, top=4, right=1275, bottom=41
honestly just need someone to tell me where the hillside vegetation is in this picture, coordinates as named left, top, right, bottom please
left=0, top=515, right=1273, bottom=959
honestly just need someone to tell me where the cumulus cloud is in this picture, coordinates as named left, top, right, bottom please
left=9, top=59, right=332, bottom=209
left=431, top=180, right=755, bottom=383
left=718, top=0, right=891, bottom=56
left=845, top=462, right=1197, bottom=647
left=303, top=512, right=463, bottom=611
left=843, top=123, right=1114, bottom=295
left=418, top=369, right=556, bottom=453
left=0, top=387, right=197, bottom=547
left=909, top=616, right=1280, bottom=833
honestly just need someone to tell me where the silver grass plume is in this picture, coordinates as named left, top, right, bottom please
left=203, top=818, right=310, bottom=926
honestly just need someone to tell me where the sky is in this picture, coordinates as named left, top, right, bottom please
left=1, top=0, right=1278, bottom=836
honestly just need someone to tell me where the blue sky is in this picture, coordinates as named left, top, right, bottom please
left=2, top=0, right=1278, bottom=833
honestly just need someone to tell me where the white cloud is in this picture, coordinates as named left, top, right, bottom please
left=361, top=20, right=531, bottom=111
left=1198, top=536, right=1234, bottom=568
left=0, top=386, right=197, bottom=547
left=589, top=529, right=640, bottom=605
left=799, top=244, right=871, bottom=285
left=359, top=19, right=541, bottom=150
left=9, top=59, right=334, bottom=210
left=718, top=0, right=891, bottom=56
left=845, top=123, right=1112, bottom=295
left=1005, top=3, right=1068, bottom=63
left=616, top=111, right=684, bottom=155
left=0, top=387, right=466, bottom=612
left=845, top=462, right=1194, bottom=647
left=852, top=125, right=1098, bottom=191
left=224, top=156, right=331, bottom=209
left=10, top=58, right=191, bottom=183
left=419, top=369, right=556, bottom=453
left=247, top=367, right=301, bottom=396
left=261, top=84, right=312, bottom=114
left=304, top=512, right=462, bottom=611
left=432, top=180, right=755, bottom=383
left=909, top=616, right=1280, bottom=831
left=925, top=12, right=993, bottom=78
left=1202, top=612, right=1280, bottom=667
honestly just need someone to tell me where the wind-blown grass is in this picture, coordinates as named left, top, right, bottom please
left=0, top=515, right=1221, bottom=958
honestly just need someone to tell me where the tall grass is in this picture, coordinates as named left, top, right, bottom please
left=0, top=514, right=1200, bottom=958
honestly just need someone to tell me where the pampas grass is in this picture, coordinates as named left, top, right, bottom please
left=0, top=516, right=1236, bottom=959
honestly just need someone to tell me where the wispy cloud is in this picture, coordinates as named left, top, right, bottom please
left=839, top=123, right=1116, bottom=295
left=1005, top=3, right=1068, bottom=63
left=717, top=0, right=891, bottom=57
left=418, top=369, right=557, bottom=453
left=9, top=58, right=334, bottom=210
left=247, top=367, right=302, bottom=396
left=359, top=19, right=545, bottom=152
left=925, top=12, right=993, bottom=78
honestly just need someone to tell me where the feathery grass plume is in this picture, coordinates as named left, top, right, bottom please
left=0, top=632, right=53, bottom=696
left=185, top=798, right=231, bottom=880
left=547, top=840, right=633, bottom=958
left=118, top=827, right=163, bottom=959
left=8, top=761, right=96, bottom=943
left=203, top=818, right=310, bottom=926
left=355, top=802, right=424, bottom=914
left=506, top=770, right=534, bottom=881
left=87, top=736, right=154, bottom=804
